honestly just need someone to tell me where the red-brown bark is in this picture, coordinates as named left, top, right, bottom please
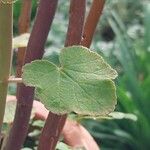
left=81, top=0, right=105, bottom=47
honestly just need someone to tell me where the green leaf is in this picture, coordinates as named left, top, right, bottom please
left=56, top=142, right=71, bottom=150
left=32, top=120, right=45, bottom=128
left=22, top=46, right=117, bottom=115
left=21, top=148, right=32, bottom=150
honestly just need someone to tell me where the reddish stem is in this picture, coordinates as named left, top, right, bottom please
left=18, top=0, right=31, bottom=34
left=16, top=0, right=32, bottom=75
left=4, top=1, right=58, bottom=150
left=38, top=1, right=86, bottom=150
left=65, top=0, right=85, bottom=46
left=81, top=0, right=105, bottom=47
left=16, top=0, right=32, bottom=97
left=38, top=113, right=67, bottom=150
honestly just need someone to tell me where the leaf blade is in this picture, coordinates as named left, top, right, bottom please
left=22, top=46, right=117, bottom=116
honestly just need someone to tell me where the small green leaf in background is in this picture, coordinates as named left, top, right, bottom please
left=22, top=46, right=118, bottom=116
left=109, top=112, right=137, bottom=121
left=21, top=148, right=32, bottom=150
left=56, top=142, right=71, bottom=150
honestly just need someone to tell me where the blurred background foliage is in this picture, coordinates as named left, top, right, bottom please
left=9, top=0, right=150, bottom=149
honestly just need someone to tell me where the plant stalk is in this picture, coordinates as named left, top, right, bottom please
left=38, top=0, right=86, bottom=150
left=4, top=1, right=58, bottom=150
left=16, top=0, right=32, bottom=81
left=81, top=0, right=105, bottom=47
left=0, top=2, right=13, bottom=133
left=38, top=113, right=67, bottom=150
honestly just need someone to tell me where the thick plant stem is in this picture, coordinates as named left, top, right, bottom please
left=81, top=0, right=105, bottom=47
left=38, top=1, right=86, bottom=150
left=65, top=0, right=86, bottom=46
left=0, top=2, right=12, bottom=133
left=38, top=113, right=67, bottom=150
left=4, top=1, right=58, bottom=150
